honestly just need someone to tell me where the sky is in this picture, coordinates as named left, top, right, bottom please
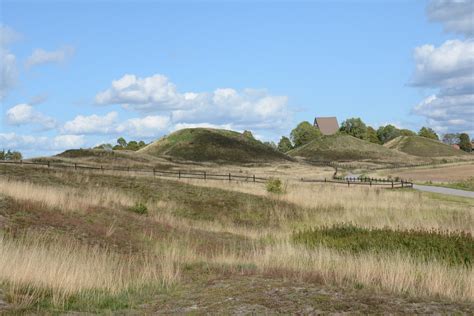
left=0, top=0, right=473, bottom=157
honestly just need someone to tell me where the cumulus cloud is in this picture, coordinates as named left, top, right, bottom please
left=0, top=25, right=20, bottom=99
left=411, top=2, right=474, bottom=135
left=427, top=0, right=474, bottom=37
left=62, top=112, right=170, bottom=137
left=25, top=46, right=75, bottom=69
left=62, top=112, right=119, bottom=134
left=6, top=103, right=56, bottom=129
left=96, top=74, right=291, bottom=131
left=0, top=132, right=84, bottom=151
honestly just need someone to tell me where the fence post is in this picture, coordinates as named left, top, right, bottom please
left=74, top=163, right=77, bottom=170
left=391, top=180, right=394, bottom=189
left=253, top=175, right=256, bottom=183
left=229, top=173, right=231, bottom=182
left=370, top=180, right=372, bottom=187
left=101, top=165, right=103, bottom=173
left=324, top=178, right=326, bottom=183
left=401, top=180, right=404, bottom=188
left=127, top=167, right=130, bottom=172
left=347, top=180, right=350, bottom=187
left=178, top=170, right=181, bottom=179
left=204, top=171, right=206, bottom=180
left=153, top=168, right=156, bottom=177
left=47, top=161, right=50, bottom=168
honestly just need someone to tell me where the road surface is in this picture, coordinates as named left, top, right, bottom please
left=412, top=184, right=474, bottom=199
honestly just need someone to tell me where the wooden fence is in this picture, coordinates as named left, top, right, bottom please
left=0, top=160, right=412, bottom=188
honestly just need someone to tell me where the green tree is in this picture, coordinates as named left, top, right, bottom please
left=376, top=125, right=401, bottom=144
left=290, top=121, right=321, bottom=147
left=442, top=133, right=460, bottom=145
left=242, top=130, right=255, bottom=139
left=10, top=151, right=22, bottom=160
left=277, top=136, right=293, bottom=152
left=126, top=141, right=139, bottom=151
left=0, top=150, right=4, bottom=160
left=263, top=141, right=277, bottom=150
left=339, top=117, right=368, bottom=140
left=117, top=137, right=127, bottom=148
left=400, top=129, right=416, bottom=136
left=418, top=127, right=439, bottom=140
left=366, top=127, right=380, bottom=144
left=459, top=133, right=472, bottom=152
left=138, top=140, right=146, bottom=148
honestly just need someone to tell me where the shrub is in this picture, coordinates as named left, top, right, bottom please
left=266, top=178, right=285, bottom=194
left=129, top=202, right=148, bottom=215
left=293, top=225, right=473, bottom=267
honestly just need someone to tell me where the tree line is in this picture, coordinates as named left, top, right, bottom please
left=95, top=137, right=148, bottom=151
left=275, top=118, right=472, bottom=153
left=0, top=150, right=23, bottom=161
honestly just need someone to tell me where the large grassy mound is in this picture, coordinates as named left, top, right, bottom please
left=384, top=136, right=467, bottom=157
left=138, top=128, right=291, bottom=163
left=288, top=134, right=418, bottom=163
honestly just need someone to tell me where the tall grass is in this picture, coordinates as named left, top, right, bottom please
left=0, top=234, right=181, bottom=308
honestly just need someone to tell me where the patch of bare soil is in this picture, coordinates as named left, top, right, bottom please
left=148, top=275, right=473, bottom=314
left=386, top=164, right=474, bottom=182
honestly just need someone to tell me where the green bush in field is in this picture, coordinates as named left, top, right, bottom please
left=293, top=225, right=473, bottom=267
left=266, top=178, right=284, bottom=194
left=129, top=202, right=148, bottom=215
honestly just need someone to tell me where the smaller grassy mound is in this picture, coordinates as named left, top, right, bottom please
left=287, top=134, right=417, bottom=163
left=293, top=225, right=473, bottom=267
left=384, top=136, right=466, bottom=157
left=139, top=128, right=291, bottom=163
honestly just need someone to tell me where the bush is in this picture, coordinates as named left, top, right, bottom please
left=129, top=202, right=148, bottom=215
left=293, top=225, right=473, bottom=267
left=266, top=178, right=285, bottom=194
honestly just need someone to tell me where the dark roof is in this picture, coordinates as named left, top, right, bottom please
left=314, top=117, right=339, bottom=135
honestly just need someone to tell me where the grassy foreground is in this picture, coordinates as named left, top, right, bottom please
left=0, top=164, right=473, bottom=313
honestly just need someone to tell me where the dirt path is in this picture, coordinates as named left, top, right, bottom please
left=413, top=184, right=474, bottom=198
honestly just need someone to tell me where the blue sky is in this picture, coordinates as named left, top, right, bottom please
left=1, top=0, right=473, bottom=157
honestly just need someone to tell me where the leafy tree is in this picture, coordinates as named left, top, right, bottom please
left=126, top=141, right=139, bottom=151
left=242, top=130, right=255, bottom=140
left=278, top=136, right=293, bottom=152
left=339, top=118, right=368, bottom=140
left=459, top=133, right=472, bottom=152
left=2, top=150, right=22, bottom=160
left=442, top=133, right=461, bottom=145
left=263, top=141, right=277, bottom=150
left=138, top=141, right=146, bottom=148
left=95, top=143, right=113, bottom=150
left=376, top=125, right=401, bottom=144
left=290, top=121, right=321, bottom=147
left=117, top=137, right=127, bottom=148
left=366, top=127, right=380, bottom=144
left=400, top=129, right=416, bottom=136
left=418, top=127, right=439, bottom=140
left=0, top=150, right=4, bottom=160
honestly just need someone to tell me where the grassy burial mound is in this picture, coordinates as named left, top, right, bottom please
left=384, top=136, right=468, bottom=157
left=138, top=128, right=292, bottom=163
left=288, top=134, right=418, bottom=164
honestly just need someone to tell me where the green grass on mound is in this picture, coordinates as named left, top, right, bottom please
left=138, top=128, right=292, bottom=163
left=293, top=225, right=473, bottom=267
left=287, top=134, right=418, bottom=164
left=384, top=136, right=467, bottom=157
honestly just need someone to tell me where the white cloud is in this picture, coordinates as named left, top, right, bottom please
left=411, top=2, right=474, bottom=136
left=62, top=112, right=170, bottom=138
left=0, top=132, right=84, bottom=151
left=95, top=74, right=185, bottom=111
left=116, top=115, right=170, bottom=137
left=25, top=46, right=75, bottom=69
left=171, top=122, right=234, bottom=132
left=95, top=74, right=291, bottom=132
left=0, top=25, right=20, bottom=100
left=62, top=112, right=119, bottom=134
left=412, top=39, right=474, bottom=89
left=427, top=0, right=474, bottom=37
left=6, top=103, right=56, bottom=129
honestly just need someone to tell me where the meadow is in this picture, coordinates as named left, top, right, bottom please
left=0, top=163, right=473, bottom=313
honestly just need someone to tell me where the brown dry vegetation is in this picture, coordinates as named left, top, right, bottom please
left=374, top=162, right=474, bottom=182
left=0, top=164, right=473, bottom=313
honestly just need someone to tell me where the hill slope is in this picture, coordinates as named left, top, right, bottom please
left=288, top=134, right=419, bottom=164
left=384, top=136, right=467, bottom=157
left=138, top=128, right=291, bottom=163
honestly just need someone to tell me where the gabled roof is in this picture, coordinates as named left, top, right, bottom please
left=314, top=117, right=339, bottom=135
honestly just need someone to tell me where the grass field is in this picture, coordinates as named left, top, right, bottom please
left=384, top=136, right=468, bottom=157
left=0, top=164, right=473, bottom=313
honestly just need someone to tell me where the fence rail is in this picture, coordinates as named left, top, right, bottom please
left=0, top=160, right=412, bottom=188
